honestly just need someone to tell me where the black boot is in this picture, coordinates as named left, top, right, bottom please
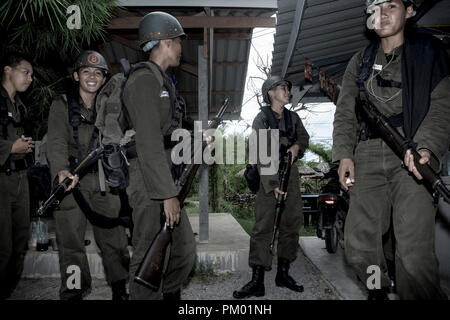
left=275, top=258, right=304, bottom=292
left=233, top=266, right=265, bottom=299
left=163, top=289, right=181, bottom=301
left=112, top=279, right=129, bottom=301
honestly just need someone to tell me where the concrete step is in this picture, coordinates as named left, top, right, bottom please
left=22, top=213, right=250, bottom=279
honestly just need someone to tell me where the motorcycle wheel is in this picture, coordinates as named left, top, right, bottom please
left=325, top=226, right=338, bottom=254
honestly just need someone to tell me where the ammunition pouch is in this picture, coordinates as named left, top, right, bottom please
left=101, top=144, right=130, bottom=192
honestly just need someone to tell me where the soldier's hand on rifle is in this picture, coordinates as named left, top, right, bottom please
left=164, top=197, right=181, bottom=228
left=58, top=170, right=79, bottom=192
left=11, top=135, right=34, bottom=154
left=338, top=158, right=355, bottom=190
left=274, top=187, right=287, bottom=200
left=404, top=149, right=431, bottom=181
left=287, top=145, right=300, bottom=164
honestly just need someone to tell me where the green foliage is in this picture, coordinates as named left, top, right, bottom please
left=0, top=0, right=117, bottom=58
left=0, top=0, right=118, bottom=139
left=307, top=142, right=332, bottom=165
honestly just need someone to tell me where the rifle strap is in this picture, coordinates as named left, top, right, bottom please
left=356, top=41, right=379, bottom=93
left=72, top=186, right=132, bottom=229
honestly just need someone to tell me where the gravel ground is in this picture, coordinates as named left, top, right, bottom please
left=8, top=249, right=340, bottom=300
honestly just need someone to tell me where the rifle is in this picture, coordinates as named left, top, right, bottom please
left=134, top=97, right=230, bottom=290
left=356, top=97, right=450, bottom=204
left=269, top=151, right=292, bottom=255
left=37, top=146, right=104, bottom=216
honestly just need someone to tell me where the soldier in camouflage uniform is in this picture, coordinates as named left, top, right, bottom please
left=122, top=12, right=196, bottom=300
left=47, top=51, right=130, bottom=300
left=0, top=53, right=34, bottom=300
left=233, top=76, right=309, bottom=299
left=333, top=0, right=450, bottom=299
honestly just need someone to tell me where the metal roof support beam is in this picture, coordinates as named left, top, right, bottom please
left=281, top=0, right=307, bottom=78
left=108, top=16, right=276, bottom=30
left=115, top=0, right=277, bottom=8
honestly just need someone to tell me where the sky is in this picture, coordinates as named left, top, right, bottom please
left=228, top=27, right=336, bottom=163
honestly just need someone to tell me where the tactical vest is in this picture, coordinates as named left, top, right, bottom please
left=355, top=43, right=404, bottom=141
left=260, top=106, right=296, bottom=150
left=67, top=93, right=99, bottom=167
left=244, top=106, right=297, bottom=193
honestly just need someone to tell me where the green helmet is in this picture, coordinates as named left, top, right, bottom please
left=138, top=11, right=185, bottom=49
left=366, top=0, right=417, bottom=16
left=73, top=50, right=108, bottom=74
left=262, top=76, right=292, bottom=104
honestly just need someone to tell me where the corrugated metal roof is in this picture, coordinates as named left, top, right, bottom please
left=101, top=6, right=276, bottom=120
left=271, top=0, right=369, bottom=93
left=271, top=0, right=450, bottom=103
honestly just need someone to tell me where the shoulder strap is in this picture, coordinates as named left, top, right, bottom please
left=283, top=108, right=295, bottom=145
left=260, top=106, right=279, bottom=130
left=67, top=93, right=83, bottom=162
left=127, top=61, right=164, bottom=88
left=128, top=61, right=180, bottom=137
left=356, top=41, right=380, bottom=92
left=143, top=62, right=180, bottom=136
left=67, top=93, right=98, bottom=162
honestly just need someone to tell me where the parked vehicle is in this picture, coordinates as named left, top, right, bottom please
left=316, top=166, right=349, bottom=253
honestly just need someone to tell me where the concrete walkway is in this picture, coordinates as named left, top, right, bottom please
left=10, top=212, right=448, bottom=300
left=299, top=237, right=366, bottom=300
left=10, top=212, right=341, bottom=300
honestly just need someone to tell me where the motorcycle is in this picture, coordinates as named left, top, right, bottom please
left=316, top=166, right=349, bottom=253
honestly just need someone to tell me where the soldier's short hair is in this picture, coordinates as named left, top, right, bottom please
left=0, top=52, right=32, bottom=78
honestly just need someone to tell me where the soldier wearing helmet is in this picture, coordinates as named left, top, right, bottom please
left=47, top=50, right=130, bottom=300
left=333, top=0, right=450, bottom=299
left=122, top=12, right=195, bottom=300
left=0, top=52, right=34, bottom=300
left=233, top=76, right=309, bottom=299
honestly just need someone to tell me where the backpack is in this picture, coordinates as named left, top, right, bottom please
left=244, top=106, right=295, bottom=193
left=95, top=58, right=185, bottom=190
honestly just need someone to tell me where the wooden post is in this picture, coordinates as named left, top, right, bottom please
left=198, top=45, right=209, bottom=243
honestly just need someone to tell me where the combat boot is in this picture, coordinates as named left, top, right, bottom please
left=233, top=266, right=265, bottom=299
left=112, top=279, right=129, bottom=301
left=275, top=258, right=304, bottom=292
